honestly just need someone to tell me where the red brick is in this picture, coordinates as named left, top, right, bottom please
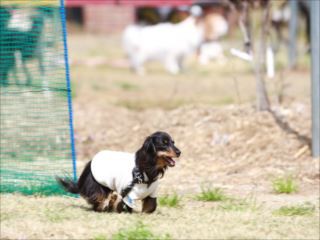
left=84, top=5, right=135, bottom=34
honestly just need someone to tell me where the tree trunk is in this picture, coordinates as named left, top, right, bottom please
left=252, top=1, right=270, bottom=111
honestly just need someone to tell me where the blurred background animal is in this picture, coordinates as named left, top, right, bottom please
left=198, top=41, right=225, bottom=65
left=122, top=5, right=228, bottom=75
left=0, top=7, right=14, bottom=86
left=0, top=7, right=45, bottom=86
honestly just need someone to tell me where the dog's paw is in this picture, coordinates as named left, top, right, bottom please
left=116, top=200, right=133, bottom=213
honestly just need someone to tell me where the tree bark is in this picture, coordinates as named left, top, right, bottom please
left=253, top=1, right=270, bottom=111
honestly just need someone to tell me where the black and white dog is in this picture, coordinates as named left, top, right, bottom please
left=57, top=131, right=181, bottom=213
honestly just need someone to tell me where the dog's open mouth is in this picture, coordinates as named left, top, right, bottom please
left=164, top=156, right=176, bottom=167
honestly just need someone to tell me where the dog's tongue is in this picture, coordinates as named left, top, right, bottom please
left=167, top=158, right=176, bottom=167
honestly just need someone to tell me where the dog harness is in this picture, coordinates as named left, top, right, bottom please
left=91, top=150, right=159, bottom=209
left=120, top=166, right=149, bottom=197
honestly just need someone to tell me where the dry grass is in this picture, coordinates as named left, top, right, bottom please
left=1, top=194, right=319, bottom=240
left=1, top=33, right=319, bottom=239
left=273, top=202, right=316, bottom=217
left=68, top=34, right=311, bottom=110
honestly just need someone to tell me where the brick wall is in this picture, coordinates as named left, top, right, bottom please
left=83, top=5, right=135, bottom=34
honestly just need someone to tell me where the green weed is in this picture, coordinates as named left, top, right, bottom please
left=272, top=176, right=298, bottom=194
left=111, top=222, right=170, bottom=240
left=196, top=187, right=227, bottom=202
left=218, top=198, right=261, bottom=212
left=273, top=203, right=315, bottom=216
left=159, top=194, right=181, bottom=208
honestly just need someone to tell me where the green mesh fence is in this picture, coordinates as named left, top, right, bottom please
left=0, top=0, right=76, bottom=195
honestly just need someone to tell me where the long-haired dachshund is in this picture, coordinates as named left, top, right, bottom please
left=57, top=131, right=181, bottom=213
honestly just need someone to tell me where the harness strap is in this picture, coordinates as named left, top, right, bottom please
left=120, top=167, right=148, bottom=198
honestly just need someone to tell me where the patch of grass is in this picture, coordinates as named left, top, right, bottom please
left=92, top=234, right=106, bottom=240
left=159, top=193, right=181, bottom=208
left=213, top=96, right=234, bottom=105
left=111, top=222, right=170, bottom=240
left=272, top=176, right=298, bottom=194
left=116, top=99, right=188, bottom=110
left=196, top=187, right=227, bottom=202
left=44, top=208, right=69, bottom=223
left=115, top=81, right=139, bottom=91
left=273, top=203, right=315, bottom=216
left=218, top=198, right=261, bottom=212
left=0, top=212, right=11, bottom=221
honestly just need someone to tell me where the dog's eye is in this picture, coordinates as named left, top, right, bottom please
left=163, top=139, right=169, bottom=145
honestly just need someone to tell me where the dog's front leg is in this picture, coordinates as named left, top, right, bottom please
left=142, top=196, right=157, bottom=213
left=115, top=200, right=133, bottom=213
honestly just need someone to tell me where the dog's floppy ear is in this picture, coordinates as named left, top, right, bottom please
left=143, top=136, right=156, bottom=154
left=136, top=135, right=156, bottom=169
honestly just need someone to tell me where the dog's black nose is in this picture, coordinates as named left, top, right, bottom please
left=175, top=149, right=181, bottom=157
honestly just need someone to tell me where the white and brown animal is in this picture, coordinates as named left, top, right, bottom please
left=198, top=41, right=225, bottom=65
left=123, top=6, right=228, bottom=74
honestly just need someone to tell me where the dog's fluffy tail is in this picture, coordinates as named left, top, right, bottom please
left=56, top=177, right=79, bottom=194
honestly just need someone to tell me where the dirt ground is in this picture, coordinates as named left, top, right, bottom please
left=1, top=33, right=319, bottom=239
left=69, top=34, right=318, bottom=197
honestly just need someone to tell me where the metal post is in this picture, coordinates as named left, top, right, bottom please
left=60, top=0, right=78, bottom=180
left=311, top=0, right=320, bottom=158
left=289, top=0, right=298, bottom=69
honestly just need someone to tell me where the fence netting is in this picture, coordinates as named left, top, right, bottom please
left=0, top=0, right=76, bottom=195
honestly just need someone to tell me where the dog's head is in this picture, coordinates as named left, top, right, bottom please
left=136, top=132, right=181, bottom=179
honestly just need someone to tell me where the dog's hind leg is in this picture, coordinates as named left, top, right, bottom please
left=12, top=51, right=21, bottom=85
left=92, top=193, right=108, bottom=212
left=76, top=161, right=113, bottom=212
left=38, top=48, right=50, bottom=95
left=104, top=192, right=122, bottom=212
left=87, top=185, right=113, bottom=212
